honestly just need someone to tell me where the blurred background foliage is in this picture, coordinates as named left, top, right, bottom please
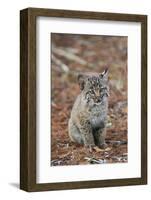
left=51, top=34, right=127, bottom=106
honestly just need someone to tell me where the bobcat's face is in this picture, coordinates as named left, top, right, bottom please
left=78, top=69, right=109, bottom=105
left=85, top=77, right=109, bottom=104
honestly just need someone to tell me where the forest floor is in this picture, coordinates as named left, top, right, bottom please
left=51, top=34, right=128, bottom=166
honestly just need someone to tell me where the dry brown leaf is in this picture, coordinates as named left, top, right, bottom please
left=93, top=146, right=112, bottom=152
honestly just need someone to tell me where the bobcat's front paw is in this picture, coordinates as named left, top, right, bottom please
left=98, top=143, right=107, bottom=149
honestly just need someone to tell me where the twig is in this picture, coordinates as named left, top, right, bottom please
left=51, top=54, right=69, bottom=73
left=84, top=157, right=107, bottom=164
left=52, top=46, right=87, bottom=65
left=106, top=140, right=127, bottom=145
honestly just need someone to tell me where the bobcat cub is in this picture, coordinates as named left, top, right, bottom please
left=68, top=69, right=109, bottom=149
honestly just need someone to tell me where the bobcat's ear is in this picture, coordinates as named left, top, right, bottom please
left=77, top=74, right=86, bottom=90
left=99, top=68, right=108, bottom=80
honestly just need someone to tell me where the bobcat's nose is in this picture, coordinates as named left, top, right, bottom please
left=95, top=89, right=100, bottom=97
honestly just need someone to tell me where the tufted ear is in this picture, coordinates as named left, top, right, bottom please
left=99, top=68, right=108, bottom=81
left=77, top=74, right=86, bottom=90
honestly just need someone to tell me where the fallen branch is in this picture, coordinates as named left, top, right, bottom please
left=51, top=54, right=69, bottom=73
left=52, top=45, right=94, bottom=68
left=106, top=140, right=127, bottom=146
left=84, top=157, right=107, bottom=164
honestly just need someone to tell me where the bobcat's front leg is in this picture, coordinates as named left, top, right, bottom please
left=94, top=128, right=107, bottom=149
left=79, top=120, right=95, bottom=147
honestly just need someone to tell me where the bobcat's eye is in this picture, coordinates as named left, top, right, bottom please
left=100, top=86, right=107, bottom=91
left=90, top=90, right=95, bottom=95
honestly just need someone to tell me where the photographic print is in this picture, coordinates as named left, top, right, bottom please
left=51, top=33, right=128, bottom=166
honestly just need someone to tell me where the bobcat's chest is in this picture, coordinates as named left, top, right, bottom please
left=90, top=115, right=105, bottom=129
left=88, top=106, right=106, bottom=129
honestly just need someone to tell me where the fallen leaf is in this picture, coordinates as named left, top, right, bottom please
left=93, top=146, right=112, bottom=152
